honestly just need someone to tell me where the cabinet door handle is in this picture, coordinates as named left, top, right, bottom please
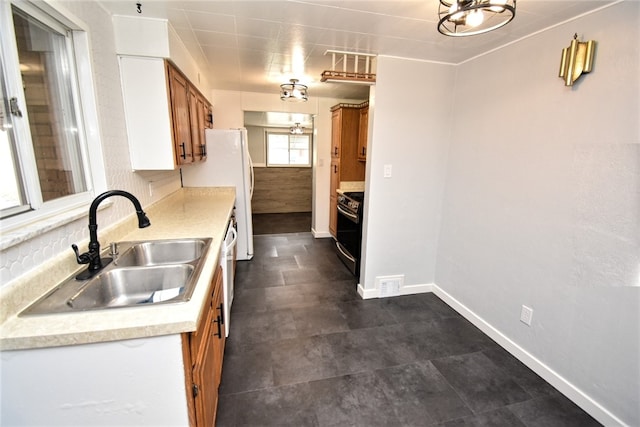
left=216, top=303, right=224, bottom=325
left=333, top=147, right=338, bottom=156
left=192, top=384, right=199, bottom=398
left=213, top=315, right=222, bottom=338
left=201, top=143, right=207, bottom=157
left=180, top=142, right=187, bottom=159
left=361, top=147, right=366, bottom=156
left=333, top=164, right=338, bottom=173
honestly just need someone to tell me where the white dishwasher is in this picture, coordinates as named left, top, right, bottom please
left=220, top=217, right=237, bottom=337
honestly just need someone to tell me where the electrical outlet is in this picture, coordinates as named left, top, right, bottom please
left=520, top=305, right=533, bottom=326
left=383, top=164, right=392, bottom=178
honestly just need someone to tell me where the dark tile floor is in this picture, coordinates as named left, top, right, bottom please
left=252, top=212, right=312, bottom=235
left=216, top=232, right=601, bottom=427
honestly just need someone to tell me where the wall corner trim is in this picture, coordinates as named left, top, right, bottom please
left=311, top=230, right=332, bottom=239
left=358, top=283, right=378, bottom=299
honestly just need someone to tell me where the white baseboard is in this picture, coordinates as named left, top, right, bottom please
left=400, top=283, right=434, bottom=295
left=311, top=229, right=332, bottom=239
left=358, top=282, right=434, bottom=299
left=431, top=285, right=625, bottom=427
left=355, top=282, right=624, bottom=426
left=358, top=283, right=378, bottom=299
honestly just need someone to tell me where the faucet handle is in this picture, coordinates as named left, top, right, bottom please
left=109, top=242, right=119, bottom=256
left=71, top=244, right=91, bottom=265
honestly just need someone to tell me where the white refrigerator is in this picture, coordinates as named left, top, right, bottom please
left=182, top=128, right=254, bottom=260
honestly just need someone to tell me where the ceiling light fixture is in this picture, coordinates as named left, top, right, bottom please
left=437, top=0, right=516, bottom=37
left=290, top=123, right=304, bottom=135
left=280, top=79, right=308, bottom=102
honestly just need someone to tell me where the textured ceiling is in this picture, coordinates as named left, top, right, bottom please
left=100, top=0, right=615, bottom=101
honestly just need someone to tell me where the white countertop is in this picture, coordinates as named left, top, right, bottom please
left=0, top=188, right=235, bottom=351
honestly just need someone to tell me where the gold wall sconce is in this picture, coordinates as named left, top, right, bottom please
left=559, top=33, right=596, bottom=86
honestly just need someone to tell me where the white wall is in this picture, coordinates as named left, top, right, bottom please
left=436, top=2, right=639, bottom=425
left=245, top=125, right=266, bottom=165
left=360, top=56, right=454, bottom=296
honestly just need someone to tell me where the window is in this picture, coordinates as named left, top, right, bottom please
left=0, top=1, right=100, bottom=223
left=266, top=132, right=311, bottom=167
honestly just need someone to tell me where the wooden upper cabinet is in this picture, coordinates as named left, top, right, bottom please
left=330, top=103, right=365, bottom=182
left=188, top=85, right=207, bottom=163
left=204, top=101, right=213, bottom=130
left=331, top=109, right=341, bottom=158
left=169, top=65, right=194, bottom=165
left=118, top=56, right=212, bottom=170
left=197, top=95, right=211, bottom=161
left=358, top=105, right=369, bottom=162
left=171, top=63, right=211, bottom=166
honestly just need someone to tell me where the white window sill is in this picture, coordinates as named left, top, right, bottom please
left=0, top=201, right=111, bottom=251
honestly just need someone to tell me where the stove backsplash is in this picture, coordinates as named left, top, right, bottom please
left=339, top=181, right=365, bottom=192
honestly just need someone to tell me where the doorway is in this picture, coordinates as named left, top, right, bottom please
left=244, top=111, right=314, bottom=234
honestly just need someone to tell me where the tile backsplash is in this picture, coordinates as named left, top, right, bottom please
left=339, top=181, right=366, bottom=192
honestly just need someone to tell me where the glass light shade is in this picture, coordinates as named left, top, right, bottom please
left=466, top=10, right=484, bottom=27
left=280, top=79, right=308, bottom=102
left=438, top=0, right=516, bottom=37
left=290, top=123, right=304, bottom=134
left=489, top=0, right=507, bottom=12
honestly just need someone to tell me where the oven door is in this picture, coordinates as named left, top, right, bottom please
left=336, top=204, right=361, bottom=276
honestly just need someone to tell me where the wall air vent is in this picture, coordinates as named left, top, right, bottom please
left=377, top=275, right=404, bottom=297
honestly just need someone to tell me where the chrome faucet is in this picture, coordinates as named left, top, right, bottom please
left=72, top=190, right=150, bottom=280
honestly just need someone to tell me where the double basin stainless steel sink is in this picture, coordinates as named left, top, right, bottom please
left=21, top=238, right=212, bottom=316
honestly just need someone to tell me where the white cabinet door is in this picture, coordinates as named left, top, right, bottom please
left=119, top=56, right=176, bottom=170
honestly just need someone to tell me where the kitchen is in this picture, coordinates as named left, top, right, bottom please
left=0, top=1, right=638, bottom=426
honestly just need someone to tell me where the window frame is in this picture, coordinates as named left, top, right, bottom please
left=265, top=130, right=312, bottom=168
left=0, top=0, right=106, bottom=233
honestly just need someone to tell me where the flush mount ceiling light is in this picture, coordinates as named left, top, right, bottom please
left=290, top=123, right=304, bottom=135
left=438, top=0, right=516, bottom=37
left=280, top=79, right=308, bottom=102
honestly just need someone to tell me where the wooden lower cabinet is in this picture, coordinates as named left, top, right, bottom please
left=329, top=194, right=338, bottom=237
left=183, top=265, right=225, bottom=426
